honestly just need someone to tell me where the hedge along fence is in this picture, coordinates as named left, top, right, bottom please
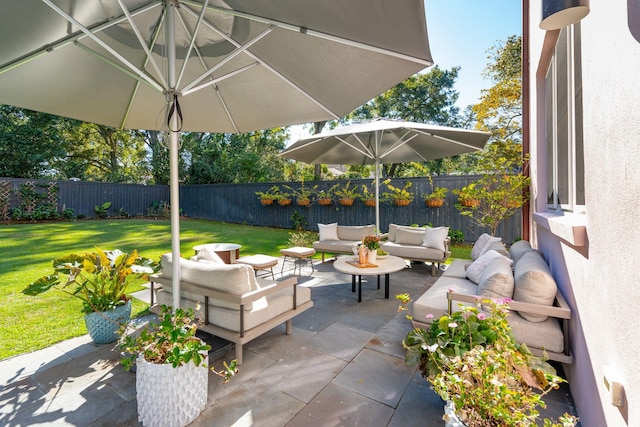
left=0, top=176, right=522, bottom=244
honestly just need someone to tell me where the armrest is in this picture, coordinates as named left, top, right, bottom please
left=447, top=291, right=571, bottom=320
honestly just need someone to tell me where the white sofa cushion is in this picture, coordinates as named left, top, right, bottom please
left=477, top=256, right=514, bottom=299
left=482, top=240, right=510, bottom=259
left=387, top=223, right=425, bottom=242
left=412, top=276, right=479, bottom=321
left=423, top=226, right=449, bottom=252
left=509, top=240, right=534, bottom=264
left=471, top=233, right=502, bottom=260
left=337, top=224, right=376, bottom=241
left=395, top=227, right=425, bottom=246
left=318, top=223, right=339, bottom=241
left=513, top=251, right=558, bottom=322
left=465, top=250, right=513, bottom=284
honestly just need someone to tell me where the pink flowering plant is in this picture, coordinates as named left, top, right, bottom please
left=396, top=293, right=578, bottom=427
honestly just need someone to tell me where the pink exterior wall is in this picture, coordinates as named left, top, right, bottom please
left=526, top=1, right=640, bottom=425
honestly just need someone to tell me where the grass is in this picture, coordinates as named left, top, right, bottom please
left=0, top=219, right=472, bottom=361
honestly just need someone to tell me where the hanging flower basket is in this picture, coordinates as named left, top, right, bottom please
left=317, top=198, right=332, bottom=206
left=278, top=198, right=292, bottom=206
left=260, top=198, right=274, bottom=206
left=393, top=199, right=411, bottom=207
left=460, top=198, right=480, bottom=207
left=425, top=199, right=444, bottom=208
left=297, top=198, right=311, bottom=207
left=363, top=199, right=376, bottom=207
left=339, top=198, right=354, bottom=206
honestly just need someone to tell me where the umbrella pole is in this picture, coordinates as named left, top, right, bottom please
left=375, top=160, right=380, bottom=237
left=167, top=2, right=181, bottom=311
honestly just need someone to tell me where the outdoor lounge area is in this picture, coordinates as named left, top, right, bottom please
left=0, top=256, right=578, bottom=426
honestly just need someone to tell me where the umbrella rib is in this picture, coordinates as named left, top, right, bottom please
left=379, top=131, right=420, bottom=160
left=338, top=135, right=375, bottom=161
left=181, top=27, right=272, bottom=95
left=175, top=0, right=211, bottom=90
left=181, top=0, right=432, bottom=67
left=179, top=5, right=341, bottom=120
left=40, top=0, right=164, bottom=93
left=0, top=1, right=158, bottom=76
left=413, top=129, right=485, bottom=151
left=115, top=0, right=168, bottom=89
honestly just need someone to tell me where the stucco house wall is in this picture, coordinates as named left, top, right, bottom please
left=526, top=1, right=640, bottom=426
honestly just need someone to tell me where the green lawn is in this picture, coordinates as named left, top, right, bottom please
left=0, top=219, right=471, bottom=360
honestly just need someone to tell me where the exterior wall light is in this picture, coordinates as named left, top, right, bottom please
left=540, top=0, right=590, bottom=30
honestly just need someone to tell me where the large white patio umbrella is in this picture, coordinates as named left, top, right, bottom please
left=280, top=119, right=491, bottom=233
left=0, top=1, right=433, bottom=309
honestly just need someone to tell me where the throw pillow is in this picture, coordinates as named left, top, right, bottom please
left=318, top=223, right=339, bottom=241
left=422, top=226, right=449, bottom=252
left=509, top=240, right=534, bottom=265
left=196, top=247, right=224, bottom=264
left=477, top=256, right=515, bottom=299
left=481, top=240, right=511, bottom=259
left=513, top=250, right=558, bottom=322
left=471, top=233, right=501, bottom=260
left=395, top=227, right=426, bottom=246
left=465, top=249, right=513, bottom=284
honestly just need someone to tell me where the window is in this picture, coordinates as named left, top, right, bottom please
left=545, top=24, right=585, bottom=211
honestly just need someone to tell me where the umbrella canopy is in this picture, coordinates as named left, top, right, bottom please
left=280, top=119, right=491, bottom=232
left=0, top=1, right=433, bottom=309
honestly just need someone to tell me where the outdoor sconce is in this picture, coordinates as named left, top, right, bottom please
left=540, top=0, right=590, bottom=30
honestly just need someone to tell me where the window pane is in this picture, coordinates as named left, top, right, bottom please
left=556, top=29, right=569, bottom=205
left=545, top=62, right=555, bottom=205
left=574, top=24, right=585, bottom=206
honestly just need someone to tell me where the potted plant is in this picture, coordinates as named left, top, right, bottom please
left=23, top=248, right=159, bottom=344
left=423, top=182, right=449, bottom=208
left=453, top=183, right=481, bottom=207
left=335, top=181, right=361, bottom=206
left=119, top=305, right=238, bottom=427
left=382, top=179, right=414, bottom=206
left=359, top=183, right=377, bottom=207
left=255, top=185, right=280, bottom=206
left=288, top=183, right=317, bottom=207
left=396, top=294, right=578, bottom=427
left=316, top=183, right=339, bottom=206
left=362, top=235, right=380, bottom=263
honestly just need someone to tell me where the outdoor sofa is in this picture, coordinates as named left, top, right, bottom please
left=312, top=223, right=377, bottom=261
left=380, top=223, right=451, bottom=276
left=411, top=236, right=573, bottom=363
left=150, top=249, right=313, bottom=364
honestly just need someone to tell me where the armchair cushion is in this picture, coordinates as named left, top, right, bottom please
left=337, top=224, right=376, bottom=241
left=395, top=227, right=425, bottom=246
left=422, top=226, right=449, bottom=252
left=465, top=249, right=512, bottom=284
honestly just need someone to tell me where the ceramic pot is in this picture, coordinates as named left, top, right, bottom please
left=136, top=354, right=208, bottom=427
left=367, top=249, right=377, bottom=264
left=84, top=300, right=131, bottom=344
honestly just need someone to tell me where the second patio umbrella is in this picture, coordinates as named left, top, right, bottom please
left=280, top=119, right=491, bottom=233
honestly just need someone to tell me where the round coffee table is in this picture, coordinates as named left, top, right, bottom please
left=333, top=255, right=407, bottom=302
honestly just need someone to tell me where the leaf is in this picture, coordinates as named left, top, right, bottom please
left=22, top=275, right=60, bottom=295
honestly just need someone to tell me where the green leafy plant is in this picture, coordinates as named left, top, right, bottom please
left=288, top=183, right=317, bottom=204
left=119, top=305, right=238, bottom=382
left=255, top=185, right=281, bottom=200
left=316, top=183, right=340, bottom=200
left=94, top=201, right=112, bottom=219
left=423, top=186, right=449, bottom=200
left=334, top=181, right=361, bottom=200
left=290, top=210, right=308, bottom=231
left=447, top=228, right=464, bottom=245
left=382, top=179, right=414, bottom=203
left=287, top=231, right=316, bottom=248
left=23, top=248, right=159, bottom=313
left=396, top=294, right=578, bottom=427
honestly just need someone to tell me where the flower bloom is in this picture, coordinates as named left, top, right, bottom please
left=425, top=313, right=434, bottom=320
left=448, top=322, right=458, bottom=328
left=477, top=313, right=486, bottom=320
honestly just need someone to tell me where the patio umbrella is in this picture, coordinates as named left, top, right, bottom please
left=280, top=119, right=491, bottom=233
left=0, top=1, right=433, bottom=309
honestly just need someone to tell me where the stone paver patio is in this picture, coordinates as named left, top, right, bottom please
left=0, top=259, right=578, bottom=426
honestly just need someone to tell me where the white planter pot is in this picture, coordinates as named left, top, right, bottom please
left=444, top=401, right=467, bottom=427
left=367, top=249, right=377, bottom=264
left=136, top=354, right=208, bottom=427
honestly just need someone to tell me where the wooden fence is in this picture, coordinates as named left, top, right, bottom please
left=1, top=176, right=522, bottom=243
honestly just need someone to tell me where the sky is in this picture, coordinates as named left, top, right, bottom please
left=287, top=1, right=522, bottom=143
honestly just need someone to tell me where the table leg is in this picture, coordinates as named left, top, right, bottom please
left=358, top=275, right=362, bottom=303
left=351, top=275, right=356, bottom=292
left=377, top=275, right=380, bottom=289
left=384, top=273, right=390, bottom=299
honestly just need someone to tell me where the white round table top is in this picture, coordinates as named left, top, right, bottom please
left=333, top=255, right=406, bottom=276
left=193, top=243, right=241, bottom=251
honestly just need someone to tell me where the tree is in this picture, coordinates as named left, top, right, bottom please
left=0, top=106, right=68, bottom=178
